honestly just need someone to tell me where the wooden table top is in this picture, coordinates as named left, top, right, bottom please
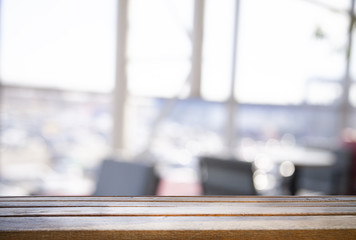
left=0, top=196, right=356, bottom=239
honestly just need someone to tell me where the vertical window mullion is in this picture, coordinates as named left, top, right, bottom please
left=226, top=0, right=240, bottom=155
left=112, top=0, right=129, bottom=151
left=189, top=0, right=205, bottom=98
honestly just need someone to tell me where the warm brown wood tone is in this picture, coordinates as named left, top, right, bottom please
left=0, top=196, right=356, bottom=239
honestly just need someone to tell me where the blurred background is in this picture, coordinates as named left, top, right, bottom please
left=0, top=0, right=356, bottom=196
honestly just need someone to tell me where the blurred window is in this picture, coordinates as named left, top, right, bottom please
left=235, top=0, right=349, bottom=105
left=1, top=0, right=355, bottom=195
left=351, top=3, right=356, bottom=84
left=201, top=0, right=235, bottom=101
left=350, top=84, right=356, bottom=107
left=0, top=0, right=115, bottom=195
left=0, top=0, right=116, bottom=92
left=127, top=0, right=193, bottom=98
left=351, top=111, right=356, bottom=129
left=127, top=98, right=226, bottom=161
left=349, top=2, right=355, bottom=109
left=349, top=3, right=355, bottom=107
left=237, top=104, right=339, bottom=142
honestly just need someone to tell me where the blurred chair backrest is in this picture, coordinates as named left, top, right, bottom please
left=199, top=156, right=256, bottom=195
left=93, top=159, right=158, bottom=196
left=296, top=148, right=353, bottom=195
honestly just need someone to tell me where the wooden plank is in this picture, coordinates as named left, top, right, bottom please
left=0, top=196, right=355, bottom=240
left=1, top=216, right=356, bottom=231
left=0, top=206, right=356, bottom=217
left=1, top=196, right=356, bottom=202
left=1, top=200, right=356, bottom=208
left=1, top=229, right=356, bottom=240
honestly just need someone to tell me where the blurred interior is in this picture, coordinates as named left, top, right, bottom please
left=1, top=0, right=356, bottom=196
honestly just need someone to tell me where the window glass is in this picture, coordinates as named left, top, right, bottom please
left=127, top=97, right=226, bottom=161
left=237, top=105, right=339, bottom=143
left=127, top=0, right=193, bottom=98
left=351, top=111, right=356, bottom=130
left=235, top=0, right=349, bottom=105
left=350, top=6, right=356, bottom=82
left=201, top=0, right=235, bottom=101
left=0, top=0, right=116, bottom=92
left=320, top=0, right=350, bottom=11
left=0, top=87, right=111, bottom=195
left=350, top=84, right=356, bottom=107
left=0, top=0, right=115, bottom=195
left=305, top=82, right=342, bottom=105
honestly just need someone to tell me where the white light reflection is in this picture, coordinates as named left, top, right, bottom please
left=279, top=161, right=295, bottom=177
left=254, top=155, right=274, bottom=172
left=253, top=170, right=276, bottom=191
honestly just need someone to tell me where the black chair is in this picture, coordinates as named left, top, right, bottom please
left=199, top=156, right=256, bottom=195
left=93, top=158, right=159, bottom=196
left=295, top=149, right=353, bottom=195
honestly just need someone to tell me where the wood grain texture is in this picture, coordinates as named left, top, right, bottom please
left=0, top=196, right=355, bottom=239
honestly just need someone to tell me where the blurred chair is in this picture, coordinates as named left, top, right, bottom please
left=295, top=148, right=353, bottom=195
left=93, top=158, right=159, bottom=196
left=199, top=156, right=256, bottom=195
left=343, top=142, right=356, bottom=194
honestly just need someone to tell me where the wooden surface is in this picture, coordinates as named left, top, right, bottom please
left=0, top=196, right=356, bottom=239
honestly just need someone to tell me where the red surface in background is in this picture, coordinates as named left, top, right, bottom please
left=156, top=180, right=202, bottom=196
